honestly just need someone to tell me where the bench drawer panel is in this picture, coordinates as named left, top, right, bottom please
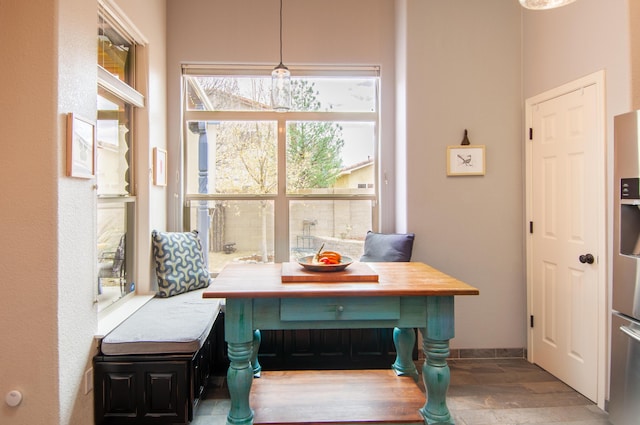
left=280, top=297, right=400, bottom=321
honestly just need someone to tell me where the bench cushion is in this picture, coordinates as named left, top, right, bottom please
left=101, top=288, right=223, bottom=355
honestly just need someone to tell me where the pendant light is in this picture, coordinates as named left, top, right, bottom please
left=271, top=0, right=291, bottom=112
left=519, top=0, right=577, bottom=10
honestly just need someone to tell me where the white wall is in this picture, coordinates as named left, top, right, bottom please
left=57, top=0, right=100, bottom=420
left=1, top=1, right=66, bottom=422
left=110, top=0, right=169, bottom=295
left=0, top=0, right=167, bottom=423
left=0, top=0, right=97, bottom=422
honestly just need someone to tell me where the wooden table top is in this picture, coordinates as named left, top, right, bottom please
left=202, top=262, right=479, bottom=299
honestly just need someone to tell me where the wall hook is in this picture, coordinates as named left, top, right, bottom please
left=461, top=129, right=470, bottom=145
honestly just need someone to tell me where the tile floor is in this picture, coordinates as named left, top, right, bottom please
left=191, top=359, right=611, bottom=425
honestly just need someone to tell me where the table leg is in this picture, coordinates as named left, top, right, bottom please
left=392, top=327, right=419, bottom=380
left=419, top=296, right=455, bottom=425
left=252, top=329, right=262, bottom=378
left=227, top=341, right=254, bottom=425
left=225, top=299, right=254, bottom=425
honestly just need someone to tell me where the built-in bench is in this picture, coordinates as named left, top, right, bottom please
left=93, top=288, right=224, bottom=425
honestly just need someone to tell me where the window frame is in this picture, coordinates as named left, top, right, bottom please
left=96, top=2, right=145, bottom=312
left=182, top=66, right=380, bottom=265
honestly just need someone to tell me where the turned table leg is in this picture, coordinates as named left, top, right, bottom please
left=251, top=329, right=262, bottom=378
left=420, top=296, right=455, bottom=425
left=225, top=299, right=254, bottom=425
left=392, top=327, right=419, bottom=380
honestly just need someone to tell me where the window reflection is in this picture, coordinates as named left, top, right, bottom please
left=96, top=9, right=137, bottom=311
left=96, top=90, right=134, bottom=309
left=98, top=14, right=132, bottom=83
left=97, top=202, right=129, bottom=310
left=97, top=89, right=131, bottom=196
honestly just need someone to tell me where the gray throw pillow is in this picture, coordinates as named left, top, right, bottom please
left=360, top=231, right=415, bottom=262
left=151, top=230, right=211, bottom=297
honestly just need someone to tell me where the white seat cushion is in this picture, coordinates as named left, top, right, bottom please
left=101, top=288, right=223, bottom=355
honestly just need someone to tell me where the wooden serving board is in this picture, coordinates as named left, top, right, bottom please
left=281, top=262, right=379, bottom=283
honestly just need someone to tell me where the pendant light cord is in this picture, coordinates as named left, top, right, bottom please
left=278, top=0, right=284, bottom=65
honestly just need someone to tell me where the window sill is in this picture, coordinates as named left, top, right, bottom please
left=96, top=293, right=155, bottom=338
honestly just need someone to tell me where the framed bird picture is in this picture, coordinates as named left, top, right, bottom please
left=447, top=145, right=485, bottom=176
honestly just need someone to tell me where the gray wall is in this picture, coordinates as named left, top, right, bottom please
left=166, top=0, right=634, bottom=352
left=401, top=0, right=525, bottom=349
left=167, top=0, right=526, bottom=350
left=0, top=4, right=632, bottom=423
left=523, top=0, right=631, bottom=348
left=166, top=0, right=398, bottom=231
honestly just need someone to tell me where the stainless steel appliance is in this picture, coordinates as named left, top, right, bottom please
left=610, top=110, right=640, bottom=425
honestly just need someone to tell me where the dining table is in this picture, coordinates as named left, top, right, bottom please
left=202, top=261, right=479, bottom=425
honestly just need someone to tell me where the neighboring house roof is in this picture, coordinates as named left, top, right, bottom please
left=339, top=157, right=373, bottom=176
left=186, top=78, right=271, bottom=111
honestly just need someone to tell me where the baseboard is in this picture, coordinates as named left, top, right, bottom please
left=418, top=347, right=526, bottom=360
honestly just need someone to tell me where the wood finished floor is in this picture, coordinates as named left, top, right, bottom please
left=191, top=359, right=611, bottom=425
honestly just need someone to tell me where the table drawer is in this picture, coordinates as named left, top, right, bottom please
left=280, top=297, right=400, bottom=321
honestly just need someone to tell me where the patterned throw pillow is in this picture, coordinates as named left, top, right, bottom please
left=151, top=230, right=211, bottom=297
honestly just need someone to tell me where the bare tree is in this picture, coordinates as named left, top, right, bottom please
left=194, top=77, right=345, bottom=262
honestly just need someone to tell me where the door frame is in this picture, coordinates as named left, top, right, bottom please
left=524, top=70, right=607, bottom=409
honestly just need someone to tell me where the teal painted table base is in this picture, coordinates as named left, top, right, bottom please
left=203, top=263, right=478, bottom=425
left=223, top=296, right=456, bottom=425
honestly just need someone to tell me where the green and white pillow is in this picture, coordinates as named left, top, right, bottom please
left=151, top=230, right=211, bottom=297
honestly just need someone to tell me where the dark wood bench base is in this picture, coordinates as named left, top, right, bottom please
left=93, top=313, right=223, bottom=425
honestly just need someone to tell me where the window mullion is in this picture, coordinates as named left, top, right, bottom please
left=183, top=111, right=376, bottom=122
left=274, top=117, right=289, bottom=263
left=98, top=65, right=145, bottom=108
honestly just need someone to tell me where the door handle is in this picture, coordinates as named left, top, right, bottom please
left=579, top=253, right=595, bottom=264
left=620, top=325, right=640, bottom=344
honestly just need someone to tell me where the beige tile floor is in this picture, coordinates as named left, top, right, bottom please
left=191, top=359, right=610, bottom=425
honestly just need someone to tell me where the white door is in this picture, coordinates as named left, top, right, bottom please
left=526, top=74, right=605, bottom=404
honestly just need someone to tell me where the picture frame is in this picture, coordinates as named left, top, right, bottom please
left=153, top=147, right=168, bottom=186
left=66, top=113, right=96, bottom=179
left=447, top=145, right=486, bottom=176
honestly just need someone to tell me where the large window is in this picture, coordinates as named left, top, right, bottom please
left=182, top=67, right=379, bottom=273
left=96, top=8, right=143, bottom=311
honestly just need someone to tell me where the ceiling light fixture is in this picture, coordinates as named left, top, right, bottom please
left=271, top=0, right=291, bottom=112
left=519, top=0, right=577, bottom=10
